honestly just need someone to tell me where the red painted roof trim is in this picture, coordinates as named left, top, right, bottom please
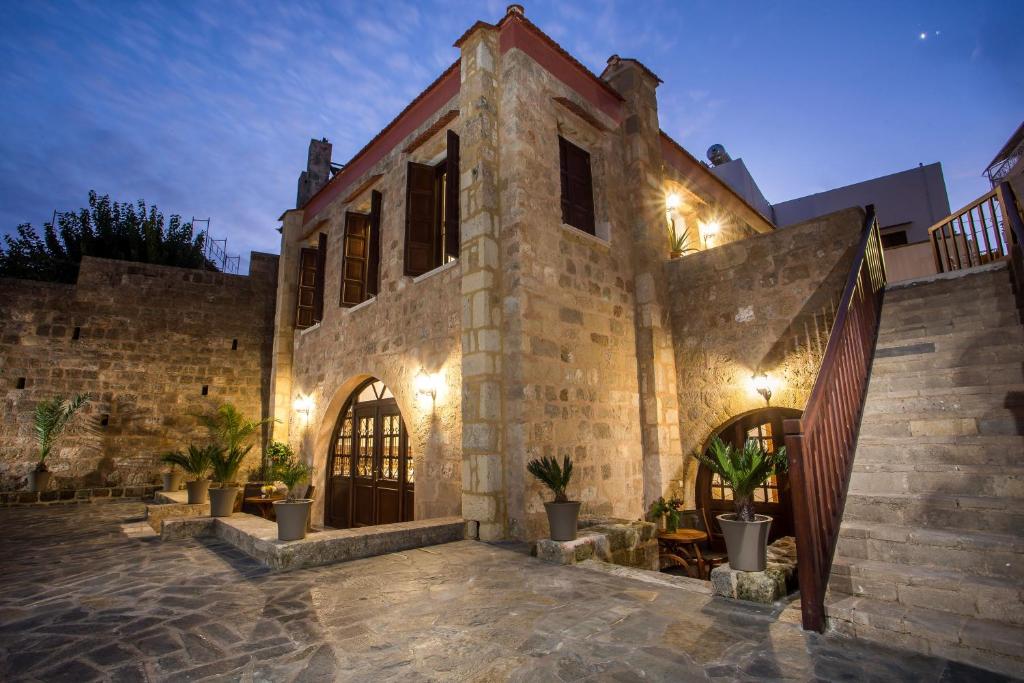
left=301, top=61, right=460, bottom=226
left=498, top=16, right=623, bottom=123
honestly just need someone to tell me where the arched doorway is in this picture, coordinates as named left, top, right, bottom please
left=325, top=378, right=413, bottom=529
left=695, top=407, right=800, bottom=542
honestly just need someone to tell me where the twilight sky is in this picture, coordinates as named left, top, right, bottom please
left=2, top=0, right=1021, bottom=272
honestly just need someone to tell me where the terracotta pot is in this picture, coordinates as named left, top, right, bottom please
left=209, top=487, right=239, bottom=517
left=162, top=472, right=183, bottom=492
left=717, top=513, right=773, bottom=572
left=670, top=249, right=683, bottom=259
left=544, top=501, right=581, bottom=541
left=274, top=499, right=313, bottom=541
left=28, top=470, right=52, bottom=493
left=186, top=479, right=210, bottom=505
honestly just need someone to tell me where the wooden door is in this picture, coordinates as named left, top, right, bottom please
left=352, top=406, right=377, bottom=527
left=696, top=407, right=799, bottom=542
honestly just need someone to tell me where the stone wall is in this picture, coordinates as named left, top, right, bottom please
left=0, top=255, right=278, bottom=490
left=665, top=207, right=865, bottom=506
left=282, top=95, right=464, bottom=528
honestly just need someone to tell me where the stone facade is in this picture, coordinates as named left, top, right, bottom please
left=272, top=7, right=863, bottom=541
left=0, top=255, right=278, bottom=490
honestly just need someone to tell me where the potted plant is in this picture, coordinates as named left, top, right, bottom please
left=648, top=497, right=683, bottom=532
left=197, top=404, right=274, bottom=517
left=272, top=459, right=313, bottom=541
left=29, top=393, right=91, bottom=492
left=527, top=454, right=579, bottom=541
left=161, top=463, right=183, bottom=493
left=696, top=437, right=788, bottom=572
left=668, top=218, right=697, bottom=259
left=161, top=445, right=214, bottom=504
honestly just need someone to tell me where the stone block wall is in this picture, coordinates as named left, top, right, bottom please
left=665, top=207, right=865, bottom=506
left=0, top=255, right=278, bottom=490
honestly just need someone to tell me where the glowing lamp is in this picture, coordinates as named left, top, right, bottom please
left=293, top=395, right=314, bottom=417
left=753, top=372, right=772, bottom=406
left=415, top=370, right=438, bottom=400
left=665, top=193, right=682, bottom=212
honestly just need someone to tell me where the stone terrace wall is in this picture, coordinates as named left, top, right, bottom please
left=0, top=255, right=278, bottom=490
left=664, top=207, right=865, bottom=506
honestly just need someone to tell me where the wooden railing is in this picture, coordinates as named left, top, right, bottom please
left=784, top=205, right=886, bottom=633
left=929, top=182, right=1022, bottom=274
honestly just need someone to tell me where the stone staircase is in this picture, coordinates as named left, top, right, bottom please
left=825, top=261, right=1024, bottom=677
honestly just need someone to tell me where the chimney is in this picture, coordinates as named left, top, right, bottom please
left=296, top=137, right=333, bottom=208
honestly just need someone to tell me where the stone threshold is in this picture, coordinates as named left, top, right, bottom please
left=160, top=512, right=470, bottom=571
left=574, top=559, right=712, bottom=595
left=2, top=484, right=160, bottom=507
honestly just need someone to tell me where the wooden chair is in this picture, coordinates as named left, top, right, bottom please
left=699, top=507, right=730, bottom=575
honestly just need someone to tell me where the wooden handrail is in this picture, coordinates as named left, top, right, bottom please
left=784, top=205, right=886, bottom=632
left=929, top=182, right=1022, bottom=274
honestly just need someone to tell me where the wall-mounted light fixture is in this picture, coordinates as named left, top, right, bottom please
left=700, top=219, right=721, bottom=250
left=414, top=369, right=439, bottom=401
left=293, top=395, right=314, bottom=419
left=752, top=372, right=772, bottom=406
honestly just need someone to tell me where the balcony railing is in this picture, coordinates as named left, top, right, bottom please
left=784, top=205, right=886, bottom=633
left=929, top=182, right=1022, bottom=275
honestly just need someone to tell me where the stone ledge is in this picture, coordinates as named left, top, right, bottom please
left=1, top=485, right=160, bottom=507
left=534, top=517, right=658, bottom=571
left=160, top=511, right=469, bottom=571
left=710, top=536, right=797, bottom=604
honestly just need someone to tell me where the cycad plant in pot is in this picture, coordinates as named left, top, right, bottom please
left=695, top=437, right=788, bottom=572
left=161, top=445, right=214, bottom=504
left=161, top=463, right=183, bottom=494
left=273, top=459, right=313, bottom=541
left=197, top=404, right=274, bottom=517
left=527, top=455, right=579, bottom=541
left=30, top=394, right=91, bottom=492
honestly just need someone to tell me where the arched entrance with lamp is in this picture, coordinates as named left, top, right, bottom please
left=695, top=407, right=800, bottom=543
left=324, top=377, right=413, bottom=529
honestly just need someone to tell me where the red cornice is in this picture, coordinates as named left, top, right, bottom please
left=301, top=61, right=460, bottom=226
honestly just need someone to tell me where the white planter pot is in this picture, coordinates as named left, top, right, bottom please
left=717, top=513, right=773, bottom=572
left=274, top=499, right=313, bottom=541
left=209, top=487, right=239, bottom=517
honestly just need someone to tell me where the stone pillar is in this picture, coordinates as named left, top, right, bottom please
left=457, top=26, right=507, bottom=541
left=268, top=209, right=304, bottom=444
left=602, top=57, right=683, bottom=506
left=296, top=138, right=332, bottom=208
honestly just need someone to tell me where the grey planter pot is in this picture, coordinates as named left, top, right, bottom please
left=162, top=472, right=184, bottom=492
left=274, top=499, right=312, bottom=541
left=717, top=513, right=773, bottom=572
left=544, top=501, right=582, bottom=541
left=28, top=470, right=52, bottom=493
left=209, top=487, right=239, bottom=517
left=186, top=479, right=210, bottom=505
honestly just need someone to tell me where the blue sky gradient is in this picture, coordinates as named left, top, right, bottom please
left=2, top=0, right=1021, bottom=270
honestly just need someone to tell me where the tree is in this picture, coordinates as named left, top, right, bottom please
left=0, top=191, right=213, bottom=283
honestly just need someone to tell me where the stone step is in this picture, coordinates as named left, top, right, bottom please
left=829, top=557, right=1024, bottom=625
left=853, top=434, right=1024, bottom=466
left=835, top=521, right=1024, bottom=580
left=825, top=593, right=1024, bottom=677
left=875, top=324, right=1024, bottom=356
left=862, top=385, right=1024, bottom=417
left=884, top=266, right=1014, bottom=302
left=869, top=342, right=1024, bottom=376
left=877, top=311, right=1022, bottom=343
left=864, top=361, right=1024, bottom=392
left=849, top=463, right=1024, bottom=498
left=857, top=411, right=1023, bottom=439
left=842, top=492, right=1021, bottom=534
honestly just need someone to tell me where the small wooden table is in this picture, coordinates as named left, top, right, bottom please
left=658, top=528, right=709, bottom=579
left=244, top=496, right=284, bottom=520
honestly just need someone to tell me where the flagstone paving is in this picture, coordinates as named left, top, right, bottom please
left=0, top=502, right=1015, bottom=682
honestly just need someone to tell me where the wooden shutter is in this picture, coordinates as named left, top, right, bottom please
left=444, top=130, right=460, bottom=260
left=559, top=136, right=596, bottom=235
left=367, top=190, right=382, bottom=297
left=340, top=212, right=370, bottom=307
left=404, top=162, right=436, bottom=276
left=313, top=232, right=327, bottom=323
left=296, top=247, right=318, bottom=328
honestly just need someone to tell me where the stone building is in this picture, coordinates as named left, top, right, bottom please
left=270, top=5, right=864, bottom=541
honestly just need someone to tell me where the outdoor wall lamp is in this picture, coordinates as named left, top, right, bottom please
left=753, top=372, right=772, bottom=406
left=700, top=219, right=721, bottom=249
left=293, top=395, right=314, bottom=419
left=415, top=369, right=439, bottom=401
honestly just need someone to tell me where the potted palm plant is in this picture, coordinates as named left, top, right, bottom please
left=273, top=458, right=313, bottom=541
left=161, top=463, right=183, bottom=494
left=197, top=404, right=274, bottom=517
left=695, top=436, right=788, bottom=571
left=29, top=394, right=91, bottom=492
left=161, top=445, right=214, bottom=504
left=668, top=219, right=698, bottom=259
left=527, top=454, right=579, bottom=541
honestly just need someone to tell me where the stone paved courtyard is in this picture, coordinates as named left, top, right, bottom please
left=0, top=502, right=1014, bottom=682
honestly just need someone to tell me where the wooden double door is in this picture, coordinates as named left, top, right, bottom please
left=325, top=380, right=414, bottom=529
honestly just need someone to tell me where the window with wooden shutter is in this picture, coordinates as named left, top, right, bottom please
left=444, top=131, right=460, bottom=260
left=296, top=246, right=318, bottom=328
left=341, top=212, right=370, bottom=307
left=559, top=136, right=595, bottom=235
left=367, top=190, right=382, bottom=297
left=313, top=232, right=326, bottom=323
left=404, top=162, right=436, bottom=276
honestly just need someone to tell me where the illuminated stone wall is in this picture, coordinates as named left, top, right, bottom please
left=664, top=207, right=865, bottom=507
